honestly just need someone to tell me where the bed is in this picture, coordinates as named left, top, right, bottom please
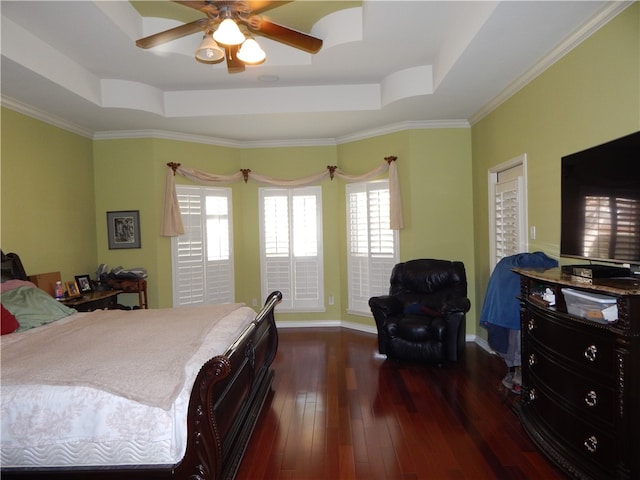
left=0, top=251, right=282, bottom=480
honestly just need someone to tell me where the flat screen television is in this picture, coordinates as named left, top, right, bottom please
left=561, top=131, right=640, bottom=267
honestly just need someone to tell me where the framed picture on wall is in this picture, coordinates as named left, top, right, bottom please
left=107, top=210, right=141, bottom=249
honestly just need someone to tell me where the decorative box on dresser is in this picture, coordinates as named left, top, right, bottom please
left=513, top=267, right=639, bottom=480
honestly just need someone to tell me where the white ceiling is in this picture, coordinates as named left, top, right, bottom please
left=0, top=1, right=629, bottom=145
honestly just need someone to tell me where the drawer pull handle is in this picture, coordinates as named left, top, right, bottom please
left=584, top=435, right=598, bottom=454
left=585, top=390, right=597, bottom=407
left=584, top=345, right=598, bottom=362
left=528, top=318, right=535, bottom=331
left=528, top=353, right=537, bottom=366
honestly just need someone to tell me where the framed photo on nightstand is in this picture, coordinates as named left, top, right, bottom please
left=65, top=280, right=81, bottom=298
left=75, top=274, right=92, bottom=293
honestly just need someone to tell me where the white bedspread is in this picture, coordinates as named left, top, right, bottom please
left=2, top=303, right=243, bottom=409
left=1, top=304, right=258, bottom=468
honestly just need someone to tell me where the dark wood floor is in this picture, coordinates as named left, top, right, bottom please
left=236, top=328, right=567, bottom=480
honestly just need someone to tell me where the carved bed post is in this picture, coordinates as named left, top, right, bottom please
left=175, top=356, right=232, bottom=480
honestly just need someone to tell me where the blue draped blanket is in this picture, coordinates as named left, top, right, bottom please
left=480, top=252, right=557, bottom=353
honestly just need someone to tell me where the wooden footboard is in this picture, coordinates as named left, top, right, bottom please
left=1, top=291, right=282, bottom=480
left=175, top=291, right=282, bottom=480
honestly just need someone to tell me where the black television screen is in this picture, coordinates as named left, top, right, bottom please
left=561, top=131, right=640, bottom=266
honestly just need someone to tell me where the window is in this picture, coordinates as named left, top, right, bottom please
left=346, top=180, right=399, bottom=315
left=171, top=185, right=233, bottom=306
left=259, top=186, right=324, bottom=311
left=489, top=156, right=527, bottom=270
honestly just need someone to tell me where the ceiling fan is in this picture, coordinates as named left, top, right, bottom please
left=136, top=0, right=323, bottom=73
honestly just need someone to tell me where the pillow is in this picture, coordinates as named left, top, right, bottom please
left=1, top=304, right=20, bottom=334
left=1, top=279, right=37, bottom=293
left=403, top=302, right=443, bottom=317
left=1, top=285, right=76, bottom=331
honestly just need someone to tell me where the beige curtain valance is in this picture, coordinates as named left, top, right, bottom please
left=161, top=157, right=403, bottom=237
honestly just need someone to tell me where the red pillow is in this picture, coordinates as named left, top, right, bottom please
left=1, top=304, right=20, bottom=334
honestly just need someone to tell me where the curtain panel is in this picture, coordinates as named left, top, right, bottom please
left=161, top=157, right=403, bottom=237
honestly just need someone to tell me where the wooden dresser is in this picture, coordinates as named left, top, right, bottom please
left=514, top=267, right=639, bottom=480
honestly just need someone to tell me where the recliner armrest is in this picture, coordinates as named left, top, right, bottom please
left=442, top=297, right=471, bottom=314
left=369, top=295, right=403, bottom=316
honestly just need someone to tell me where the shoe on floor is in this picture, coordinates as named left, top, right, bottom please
left=511, top=367, right=522, bottom=394
left=501, top=371, right=514, bottom=389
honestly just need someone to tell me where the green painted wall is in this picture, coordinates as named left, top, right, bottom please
left=471, top=3, right=639, bottom=342
left=1, top=109, right=96, bottom=280
left=92, top=138, right=166, bottom=308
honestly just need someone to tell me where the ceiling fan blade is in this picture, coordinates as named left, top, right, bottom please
left=136, top=18, right=208, bottom=49
left=246, top=1, right=293, bottom=15
left=225, top=45, right=246, bottom=73
left=250, top=17, right=322, bottom=53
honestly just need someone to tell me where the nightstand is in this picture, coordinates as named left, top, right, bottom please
left=62, top=290, right=122, bottom=312
left=106, top=278, right=148, bottom=309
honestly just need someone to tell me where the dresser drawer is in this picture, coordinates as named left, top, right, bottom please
left=525, top=378, right=617, bottom=476
left=525, top=338, right=616, bottom=427
left=525, top=305, right=615, bottom=377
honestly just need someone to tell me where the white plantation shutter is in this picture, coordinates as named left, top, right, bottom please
left=262, top=194, right=291, bottom=303
left=259, top=187, right=323, bottom=311
left=494, top=177, right=524, bottom=263
left=347, top=181, right=399, bottom=314
left=172, top=186, right=233, bottom=306
left=489, top=157, right=528, bottom=270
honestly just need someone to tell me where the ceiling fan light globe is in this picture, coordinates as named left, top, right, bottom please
left=195, top=34, right=225, bottom=63
left=213, top=19, right=246, bottom=46
left=237, top=38, right=266, bottom=65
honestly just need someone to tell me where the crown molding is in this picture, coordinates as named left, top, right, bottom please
left=233, top=137, right=339, bottom=148
left=1, top=95, right=93, bottom=138
left=93, top=129, right=340, bottom=147
left=92, top=129, right=244, bottom=147
left=93, top=120, right=470, bottom=147
left=336, top=119, right=470, bottom=144
left=469, top=1, right=633, bottom=125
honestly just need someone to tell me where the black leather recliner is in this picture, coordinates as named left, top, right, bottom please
left=369, top=259, right=471, bottom=364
